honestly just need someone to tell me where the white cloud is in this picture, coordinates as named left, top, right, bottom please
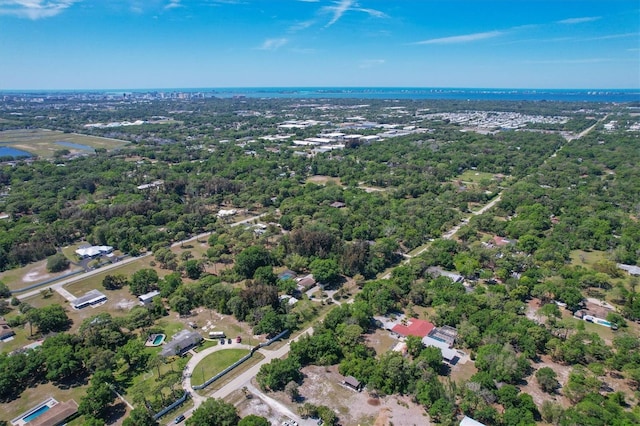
left=415, top=30, right=503, bottom=45
left=323, top=0, right=385, bottom=27
left=258, top=38, right=288, bottom=50
left=359, top=59, right=385, bottom=68
left=164, top=0, right=182, bottom=10
left=289, top=19, right=315, bottom=32
left=556, top=16, right=601, bottom=25
left=0, top=0, right=80, bottom=19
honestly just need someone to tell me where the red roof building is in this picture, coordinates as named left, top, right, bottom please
left=391, top=319, right=435, bottom=338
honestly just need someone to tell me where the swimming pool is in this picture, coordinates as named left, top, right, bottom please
left=595, top=319, right=612, bottom=327
left=153, top=334, right=166, bottom=345
left=23, top=405, right=50, bottom=422
left=11, top=397, right=58, bottom=425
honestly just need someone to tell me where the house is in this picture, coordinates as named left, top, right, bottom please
left=75, top=245, right=113, bottom=259
left=138, top=290, right=161, bottom=306
left=160, top=330, right=203, bottom=357
left=492, top=235, right=514, bottom=247
left=343, top=375, right=363, bottom=391
left=71, top=289, right=107, bottom=310
left=427, top=267, right=463, bottom=283
left=29, top=400, right=79, bottom=426
left=391, top=318, right=435, bottom=338
left=429, top=325, right=458, bottom=347
left=329, top=201, right=346, bottom=208
left=460, top=416, right=486, bottom=426
left=296, top=274, right=317, bottom=290
left=422, top=336, right=460, bottom=365
left=617, top=263, right=640, bottom=276
left=0, top=317, right=15, bottom=340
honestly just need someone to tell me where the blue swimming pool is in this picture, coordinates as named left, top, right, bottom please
left=153, top=334, right=166, bottom=345
left=23, top=405, right=50, bottom=422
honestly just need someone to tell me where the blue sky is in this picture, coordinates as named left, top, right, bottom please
left=0, top=0, right=638, bottom=89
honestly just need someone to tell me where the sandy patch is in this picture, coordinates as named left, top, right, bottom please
left=22, top=264, right=52, bottom=283
left=115, top=298, right=138, bottom=310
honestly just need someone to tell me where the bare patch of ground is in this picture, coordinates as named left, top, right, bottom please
left=306, top=175, right=343, bottom=186
left=258, top=365, right=430, bottom=426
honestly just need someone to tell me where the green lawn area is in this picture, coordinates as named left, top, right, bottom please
left=456, top=170, right=499, bottom=184
left=191, top=349, right=251, bottom=387
left=570, top=249, right=608, bottom=267
left=197, top=352, right=265, bottom=395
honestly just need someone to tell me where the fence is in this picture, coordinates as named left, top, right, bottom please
left=192, top=329, right=289, bottom=391
left=153, top=391, right=190, bottom=420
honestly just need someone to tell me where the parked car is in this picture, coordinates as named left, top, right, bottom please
left=236, top=336, right=242, bottom=343
left=228, top=338, right=232, bottom=344
left=220, top=338, right=225, bottom=345
left=174, top=414, right=185, bottom=423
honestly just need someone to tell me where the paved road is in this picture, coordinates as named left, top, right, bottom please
left=168, top=326, right=314, bottom=425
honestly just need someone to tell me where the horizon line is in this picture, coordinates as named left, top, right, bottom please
left=1, top=86, right=639, bottom=92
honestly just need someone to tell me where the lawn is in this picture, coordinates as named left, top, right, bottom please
left=0, top=129, right=129, bottom=158
left=0, top=259, right=83, bottom=292
left=190, top=348, right=251, bottom=387
left=570, top=249, right=608, bottom=267
left=455, top=170, right=500, bottom=185
left=197, top=352, right=265, bottom=395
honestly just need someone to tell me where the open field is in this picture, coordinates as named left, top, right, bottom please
left=0, top=258, right=83, bottom=292
left=570, top=249, right=609, bottom=267
left=0, top=129, right=129, bottom=158
left=243, top=365, right=430, bottom=426
left=191, top=349, right=251, bottom=387
left=306, top=175, right=343, bottom=186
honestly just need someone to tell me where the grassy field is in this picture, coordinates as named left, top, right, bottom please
left=197, top=352, right=265, bottom=395
left=0, top=129, right=129, bottom=158
left=190, top=348, right=251, bottom=387
left=306, top=175, right=344, bottom=186
left=0, top=258, right=83, bottom=292
left=455, top=170, right=502, bottom=184
left=570, top=249, right=608, bottom=267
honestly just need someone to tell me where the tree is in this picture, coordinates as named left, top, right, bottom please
left=256, top=357, right=302, bottom=391
left=0, top=280, right=10, bottom=298
left=46, top=253, right=70, bottom=273
left=238, top=415, right=269, bottom=426
left=123, top=407, right=159, bottom=426
left=183, top=259, right=204, bottom=280
left=536, top=367, right=560, bottom=393
left=235, top=245, right=272, bottom=279
left=285, top=380, right=300, bottom=402
left=102, top=274, right=128, bottom=290
left=130, top=269, right=159, bottom=295
left=186, top=398, right=239, bottom=426
left=309, top=258, right=340, bottom=285
left=29, top=304, right=71, bottom=334
left=78, top=371, right=115, bottom=420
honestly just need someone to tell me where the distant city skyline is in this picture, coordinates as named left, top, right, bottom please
left=1, top=0, right=639, bottom=90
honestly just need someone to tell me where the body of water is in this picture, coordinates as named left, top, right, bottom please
left=0, top=146, right=33, bottom=159
left=205, top=87, right=640, bottom=103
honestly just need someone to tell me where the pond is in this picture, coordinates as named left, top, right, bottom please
left=0, top=146, right=33, bottom=159
left=55, top=141, right=95, bottom=152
